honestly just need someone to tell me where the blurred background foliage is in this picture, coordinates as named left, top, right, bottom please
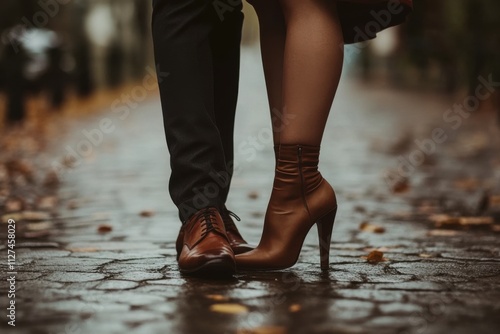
left=0, top=0, right=499, bottom=126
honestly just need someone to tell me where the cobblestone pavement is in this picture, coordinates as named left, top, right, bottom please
left=1, top=48, right=500, bottom=334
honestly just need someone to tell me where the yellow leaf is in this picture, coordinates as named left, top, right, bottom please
left=237, top=326, right=287, bottom=334
left=209, top=303, right=248, bottom=314
left=427, top=229, right=460, bottom=237
left=5, top=198, right=24, bottom=212
left=22, top=211, right=51, bottom=221
left=206, top=294, right=229, bottom=302
left=2, top=213, right=23, bottom=223
left=37, top=196, right=58, bottom=210
left=429, top=214, right=460, bottom=227
left=289, top=304, right=301, bottom=312
left=459, top=217, right=493, bottom=226
left=359, top=221, right=385, bottom=233
left=67, top=247, right=99, bottom=253
left=27, top=221, right=53, bottom=231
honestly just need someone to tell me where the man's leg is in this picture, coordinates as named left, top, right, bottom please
left=208, top=2, right=253, bottom=255
left=210, top=2, right=244, bottom=204
left=152, top=0, right=228, bottom=221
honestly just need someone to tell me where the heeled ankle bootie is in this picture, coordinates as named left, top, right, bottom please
left=236, top=144, right=337, bottom=271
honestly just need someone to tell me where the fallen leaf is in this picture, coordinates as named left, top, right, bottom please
left=22, top=211, right=51, bottom=221
left=491, top=225, right=500, bottom=233
left=459, top=217, right=493, bottom=226
left=429, top=214, right=460, bottom=227
left=97, top=224, right=113, bottom=233
left=366, top=250, right=384, bottom=264
left=140, top=210, right=155, bottom=218
left=27, top=221, right=53, bottom=231
left=209, top=303, right=248, bottom=314
left=37, top=196, right=58, bottom=210
left=248, top=191, right=259, bottom=200
left=427, top=229, right=460, bottom=237
left=359, top=221, right=385, bottom=233
left=5, top=198, right=24, bottom=212
left=237, top=326, right=287, bottom=334
left=67, top=247, right=99, bottom=252
left=419, top=253, right=436, bottom=258
left=392, top=178, right=410, bottom=194
left=289, top=304, right=301, bottom=312
left=206, top=294, right=229, bottom=302
left=2, top=213, right=23, bottom=223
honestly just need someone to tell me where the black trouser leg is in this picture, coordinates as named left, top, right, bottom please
left=152, top=0, right=243, bottom=221
left=211, top=4, right=244, bottom=204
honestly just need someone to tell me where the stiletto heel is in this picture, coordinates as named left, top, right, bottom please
left=316, top=208, right=337, bottom=271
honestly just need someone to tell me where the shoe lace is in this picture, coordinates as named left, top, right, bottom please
left=194, top=208, right=221, bottom=238
left=223, top=210, right=241, bottom=232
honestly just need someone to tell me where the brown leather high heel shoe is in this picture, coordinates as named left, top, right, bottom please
left=235, top=144, right=337, bottom=271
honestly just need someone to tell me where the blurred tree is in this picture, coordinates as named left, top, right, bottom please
left=73, top=36, right=94, bottom=97
left=41, top=45, right=68, bottom=110
left=105, top=39, right=125, bottom=88
left=403, top=0, right=431, bottom=82
left=131, top=0, right=150, bottom=79
left=399, top=0, right=500, bottom=103
left=1, top=43, right=29, bottom=123
left=71, top=1, right=95, bottom=97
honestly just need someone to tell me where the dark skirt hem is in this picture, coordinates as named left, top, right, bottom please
left=337, top=0, right=413, bottom=44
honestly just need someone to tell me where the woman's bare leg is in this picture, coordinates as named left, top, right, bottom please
left=248, top=0, right=286, bottom=145
left=278, top=0, right=344, bottom=146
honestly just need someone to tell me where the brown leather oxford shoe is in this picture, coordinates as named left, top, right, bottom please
left=176, top=207, right=253, bottom=260
left=177, top=207, right=235, bottom=276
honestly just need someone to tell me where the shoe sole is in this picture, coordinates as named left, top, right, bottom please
left=180, top=259, right=236, bottom=277
left=177, top=243, right=254, bottom=261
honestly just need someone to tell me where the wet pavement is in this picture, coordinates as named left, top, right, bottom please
left=1, top=47, right=500, bottom=334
